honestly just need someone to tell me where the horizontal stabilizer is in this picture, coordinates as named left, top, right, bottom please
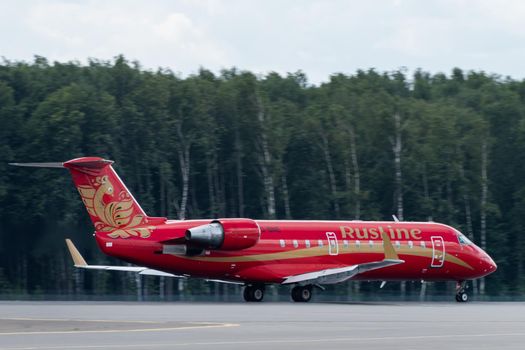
left=63, top=157, right=114, bottom=169
left=9, top=162, right=64, bottom=168
left=9, top=157, right=114, bottom=169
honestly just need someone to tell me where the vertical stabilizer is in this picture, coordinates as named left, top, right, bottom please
left=63, top=157, right=158, bottom=239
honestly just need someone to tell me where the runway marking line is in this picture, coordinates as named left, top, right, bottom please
left=0, top=318, right=239, bottom=336
left=0, top=318, right=157, bottom=324
left=2, top=332, right=525, bottom=349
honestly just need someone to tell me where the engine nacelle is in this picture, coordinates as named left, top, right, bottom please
left=185, top=218, right=260, bottom=250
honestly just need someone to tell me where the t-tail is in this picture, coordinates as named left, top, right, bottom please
left=10, top=157, right=165, bottom=238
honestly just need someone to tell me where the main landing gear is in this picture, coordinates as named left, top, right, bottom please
left=243, top=284, right=315, bottom=302
left=291, top=285, right=313, bottom=302
left=455, top=281, right=469, bottom=302
left=243, top=284, right=265, bottom=302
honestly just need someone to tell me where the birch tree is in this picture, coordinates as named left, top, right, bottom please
left=391, top=113, right=404, bottom=221
left=479, top=139, right=488, bottom=295
left=175, top=121, right=191, bottom=220
left=255, top=94, right=276, bottom=219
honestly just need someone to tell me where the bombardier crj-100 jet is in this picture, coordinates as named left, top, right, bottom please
left=11, top=157, right=497, bottom=302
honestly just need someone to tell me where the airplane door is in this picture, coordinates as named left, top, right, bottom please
left=326, top=232, right=338, bottom=256
left=430, top=236, right=445, bottom=268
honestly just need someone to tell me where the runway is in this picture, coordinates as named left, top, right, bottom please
left=1, top=301, right=524, bottom=350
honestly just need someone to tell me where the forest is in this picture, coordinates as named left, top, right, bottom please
left=0, top=55, right=524, bottom=299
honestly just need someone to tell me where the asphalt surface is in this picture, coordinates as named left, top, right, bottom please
left=0, top=301, right=524, bottom=350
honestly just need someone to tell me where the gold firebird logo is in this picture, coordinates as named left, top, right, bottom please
left=76, top=175, right=153, bottom=239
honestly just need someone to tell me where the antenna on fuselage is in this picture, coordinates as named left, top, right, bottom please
left=392, top=215, right=400, bottom=222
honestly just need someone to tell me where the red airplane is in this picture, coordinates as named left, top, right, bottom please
left=11, top=157, right=497, bottom=302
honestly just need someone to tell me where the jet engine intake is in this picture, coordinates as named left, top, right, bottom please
left=185, top=219, right=260, bottom=250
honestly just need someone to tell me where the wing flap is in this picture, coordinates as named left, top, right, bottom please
left=282, top=265, right=359, bottom=285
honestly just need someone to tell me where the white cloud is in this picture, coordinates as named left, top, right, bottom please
left=1, top=0, right=525, bottom=83
left=154, top=13, right=195, bottom=42
left=14, top=0, right=227, bottom=72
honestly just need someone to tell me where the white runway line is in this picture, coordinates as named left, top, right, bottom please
left=0, top=318, right=157, bottom=324
left=0, top=321, right=239, bottom=336
left=2, top=332, right=525, bottom=349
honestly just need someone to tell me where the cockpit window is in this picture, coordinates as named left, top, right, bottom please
left=457, top=232, right=473, bottom=245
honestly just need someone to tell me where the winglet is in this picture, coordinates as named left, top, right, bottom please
left=65, top=239, right=88, bottom=267
left=381, top=232, right=399, bottom=260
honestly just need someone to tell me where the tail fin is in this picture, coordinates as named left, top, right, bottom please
left=63, top=157, right=161, bottom=238
left=11, top=157, right=164, bottom=239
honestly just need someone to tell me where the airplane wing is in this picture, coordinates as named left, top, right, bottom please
left=66, top=239, right=246, bottom=284
left=281, top=232, right=404, bottom=285
left=65, top=239, right=182, bottom=277
left=204, top=279, right=244, bottom=285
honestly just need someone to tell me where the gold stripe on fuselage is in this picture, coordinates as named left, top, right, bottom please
left=173, top=243, right=473, bottom=270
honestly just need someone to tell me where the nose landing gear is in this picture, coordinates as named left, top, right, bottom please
left=455, top=281, right=469, bottom=302
left=243, top=284, right=265, bottom=302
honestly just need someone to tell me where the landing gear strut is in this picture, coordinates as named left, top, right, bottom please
left=243, top=284, right=265, bottom=302
left=455, top=281, right=469, bottom=302
left=291, top=285, right=313, bottom=302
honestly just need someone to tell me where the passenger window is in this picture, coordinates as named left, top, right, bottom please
left=318, top=240, right=324, bottom=247
left=279, top=239, right=285, bottom=248
left=420, top=241, right=426, bottom=248
left=408, top=241, right=413, bottom=248
left=395, top=241, right=401, bottom=249
left=369, top=240, right=374, bottom=248
left=343, top=240, right=349, bottom=249
left=293, top=240, right=299, bottom=248
left=305, top=240, right=311, bottom=248
left=355, top=240, right=361, bottom=248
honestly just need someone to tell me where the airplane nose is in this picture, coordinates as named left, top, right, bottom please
left=488, top=255, right=497, bottom=272
left=481, top=252, right=497, bottom=274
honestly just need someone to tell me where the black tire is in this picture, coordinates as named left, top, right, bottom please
left=243, top=285, right=264, bottom=302
left=455, top=292, right=468, bottom=303
left=243, top=286, right=253, bottom=302
left=291, top=285, right=312, bottom=302
left=291, top=286, right=300, bottom=301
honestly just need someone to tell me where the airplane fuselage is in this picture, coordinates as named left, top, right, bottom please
left=95, top=219, right=496, bottom=284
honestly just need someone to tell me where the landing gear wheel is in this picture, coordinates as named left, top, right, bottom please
left=291, top=285, right=312, bottom=302
left=243, top=285, right=265, bottom=302
left=455, top=281, right=469, bottom=303
left=243, top=286, right=251, bottom=301
left=456, top=292, right=468, bottom=303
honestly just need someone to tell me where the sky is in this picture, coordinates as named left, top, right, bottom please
left=1, top=0, right=525, bottom=84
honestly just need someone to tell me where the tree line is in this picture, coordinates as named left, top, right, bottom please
left=0, top=56, right=524, bottom=298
